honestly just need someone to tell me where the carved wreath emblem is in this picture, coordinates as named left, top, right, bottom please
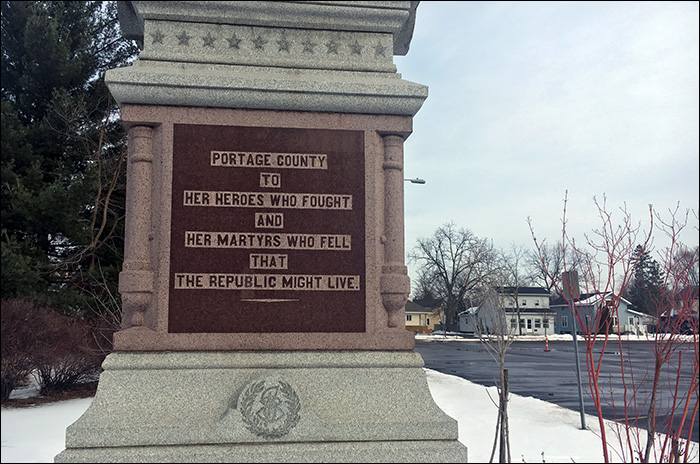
left=239, top=377, right=301, bottom=439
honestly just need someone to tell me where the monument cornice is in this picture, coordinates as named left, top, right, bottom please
left=106, top=61, right=427, bottom=116
left=108, top=1, right=427, bottom=115
left=118, top=1, right=418, bottom=55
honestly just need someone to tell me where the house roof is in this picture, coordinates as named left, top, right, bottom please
left=458, top=307, right=480, bottom=316
left=497, top=286, right=550, bottom=296
left=412, top=297, right=441, bottom=309
left=628, top=308, right=655, bottom=319
left=550, top=292, right=632, bottom=307
left=459, top=306, right=555, bottom=316
left=405, top=300, right=433, bottom=315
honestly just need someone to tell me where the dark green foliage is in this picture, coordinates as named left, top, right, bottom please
left=1, top=1, right=138, bottom=316
left=2, top=3, right=137, bottom=399
left=626, top=245, right=667, bottom=315
left=1, top=233, right=42, bottom=298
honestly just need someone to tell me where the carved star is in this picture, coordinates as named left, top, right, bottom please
left=349, top=40, right=363, bottom=55
left=374, top=42, right=388, bottom=57
left=227, top=34, right=242, bottom=49
left=277, top=36, right=291, bottom=53
left=150, top=30, right=165, bottom=45
left=202, top=33, right=215, bottom=48
left=176, top=31, right=191, bottom=46
left=252, top=35, right=267, bottom=50
left=326, top=39, right=339, bottom=54
left=301, top=40, right=316, bottom=53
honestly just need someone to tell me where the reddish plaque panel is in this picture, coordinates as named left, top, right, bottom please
left=169, top=125, right=365, bottom=333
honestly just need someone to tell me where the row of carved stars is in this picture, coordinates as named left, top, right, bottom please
left=149, top=30, right=390, bottom=57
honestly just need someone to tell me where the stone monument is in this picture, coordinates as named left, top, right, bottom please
left=55, top=1, right=468, bottom=462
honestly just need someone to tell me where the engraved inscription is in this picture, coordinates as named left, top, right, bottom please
left=260, top=173, right=281, bottom=188
left=185, top=231, right=351, bottom=250
left=183, top=191, right=352, bottom=210
left=250, top=253, right=288, bottom=270
left=211, top=151, right=327, bottom=169
left=255, top=212, right=284, bottom=228
left=169, top=125, right=365, bottom=333
left=174, top=273, right=360, bottom=291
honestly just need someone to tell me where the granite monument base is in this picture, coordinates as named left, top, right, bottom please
left=55, top=351, right=468, bottom=463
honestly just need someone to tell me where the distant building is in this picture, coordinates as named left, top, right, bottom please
left=405, top=300, right=438, bottom=334
left=550, top=292, right=652, bottom=335
left=657, top=286, right=698, bottom=334
left=459, top=287, right=555, bottom=336
left=458, top=307, right=480, bottom=334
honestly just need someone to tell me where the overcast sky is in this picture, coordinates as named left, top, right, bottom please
left=395, top=1, right=699, bottom=290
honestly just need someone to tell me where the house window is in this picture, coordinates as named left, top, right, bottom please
left=522, top=300, right=527, bottom=306
left=534, top=319, right=541, bottom=329
left=544, top=319, right=549, bottom=328
left=534, top=300, right=540, bottom=306
left=612, top=316, right=618, bottom=327
left=562, top=315, right=569, bottom=328
left=527, top=319, right=532, bottom=329
left=520, top=319, right=525, bottom=328
left=510, top=318, right=517, bottom=328
left=426, top=317, right=431, bottom=326
left=406, top=315, right=412, bottom=322
left=628, top=316, right=635, bottom=326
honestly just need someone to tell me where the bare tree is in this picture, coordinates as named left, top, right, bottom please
left=635, top=206, right=699, bottom=463
left=526, top=241, right=564, bottom=296
left=409, top=222, right=500, bottom=331
left=667, top=242, right=699, bottom=291
left=57, top=92, right=127, bottom=272
left=528, top=192, right=699, bottom=463
left=471, top=286, right=518, bottom=463
left=529, top=193, right=651, bottom=462
left=501, top=244, right=532, bottom=335
left=525, top=241, right=584, bottom=299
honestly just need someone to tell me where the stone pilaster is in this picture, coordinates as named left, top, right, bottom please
left=381, top=134, right=410, bottom=328
left=118, top=125, right=154, bottom=330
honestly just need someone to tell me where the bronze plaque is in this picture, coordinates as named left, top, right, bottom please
left=169, top=125, right=365, bottom=333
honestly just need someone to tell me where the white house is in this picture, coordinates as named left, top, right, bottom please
left=458, top=287, right=555, bottom=336
left=458, top=307, right=480, bottom=333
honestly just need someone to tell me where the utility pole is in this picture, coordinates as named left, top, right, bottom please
left=563, top=270, right=586, bottom=430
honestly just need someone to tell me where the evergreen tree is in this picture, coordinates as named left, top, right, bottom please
left=626, top=245, right=666, bottom=315
left=1, top=1, right=138, bottom=315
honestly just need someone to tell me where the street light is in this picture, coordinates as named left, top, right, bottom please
left=404, top=178, right=426, bottom=184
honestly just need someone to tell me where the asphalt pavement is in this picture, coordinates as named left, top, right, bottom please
left=414, top=337, right=699, bottom=444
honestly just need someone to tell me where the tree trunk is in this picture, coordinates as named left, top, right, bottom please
left=499, top=368, right=509, bottom=463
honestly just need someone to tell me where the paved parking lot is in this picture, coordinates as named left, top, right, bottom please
left=415, top=338, right=699, bottom=443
